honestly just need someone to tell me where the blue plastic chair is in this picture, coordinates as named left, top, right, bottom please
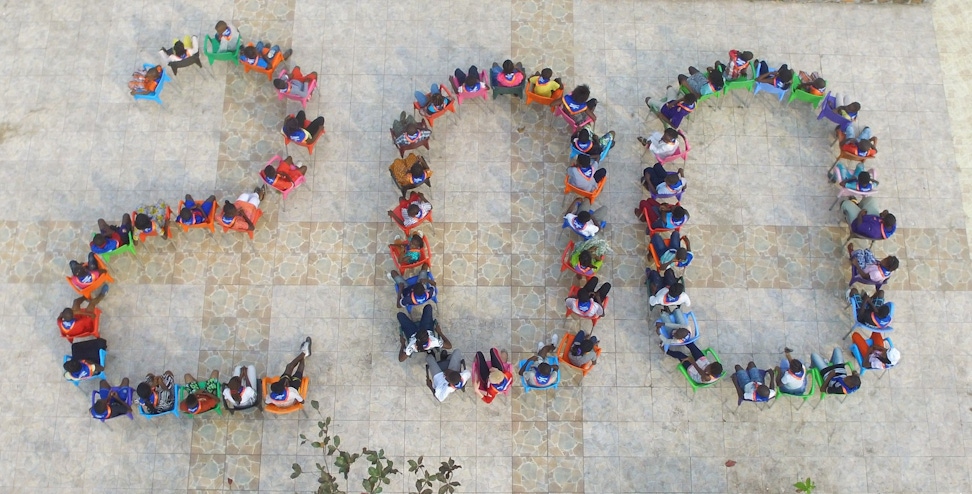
left=90, top=386, right=135, bottom=421
left=850, top=337, right=896, bottom=378
left=394, top=272, right=438, bottom=314
left=137, top=384, right=182, bottom=419
left=817, top=92, right=853, bottom=127
left=132, top=63, right=172, bottom=106
left=561, top=213, right=607, bottom=241
left=843, top=301, right=894, bottom=340
left=569, top=137, right=614, bottom=162
left=518, top=355, right=560, bottom=392
left=752, top=60, right=789, bottom=102
left=64, top=349, right=107, bottom=387
left=657, top=310, right=700, bottom=353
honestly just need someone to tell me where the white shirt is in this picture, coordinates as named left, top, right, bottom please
left=565, top=297, right=604, bottom=318
left=655, top=179, right=685, bottom=196
left=649, top=288, right=691, bottom=309
left=780, top=370, right=807, bottom=391
left=222, top=386, right=257, bottom=408
left=648, top=132, right=679, bottom=158
left=432, top=370, right=471, bottom=402
left=402, top=201, right=432, bottom=226
left=687, top=356, right=711, bottom=383
left=403, top=331, right=444, bottom=356
left=742, top=382, right=776, bottom=401
left=564, top=213, right=599, bottom=237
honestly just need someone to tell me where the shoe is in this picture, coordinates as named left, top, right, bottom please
left=550, top=333, right=558, bottom=348
left=300, top=337, right=312, bottom=358
left=282, top=48, right=293, bottom=60
left=537, top=340, right=544, bottom=353
left=644, top=96, right=652, bottom=107
left=637, top=136, right=648, bottom=147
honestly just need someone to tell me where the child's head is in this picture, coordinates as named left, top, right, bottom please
left=570, top=85, right=591, bottom=103
left=63, top=359, right=81, bottom=374
left=663, top=128, right=679, bottom=142
left=145, top=66, right=161, bottom=81
left=92, top=233, right=107, bottom=248
left=579, top=340, right=594, bottom=354
left=242, top=45, right=258, bottom=59
left=755, top=384, right=771, bottom=398
left=273, top=78, right=288, bottom=90
left=740, top=51, right=754, bottom=62
left=184, top=393, right=199, bottom=410
left=665, top=173, right=681, bottom=188
left=415, top=328, right=430, bottom=348
left=707, top=71, right=724, bottom=91
left=407, top=204, right=421, bottom=218
left=502, top=59, right=515, bottom=74
left=844, top=374, right=861, bottom=390
left=857, top=139, right=872, bottom=152
left=173, top=40, right=186, bottom=58
left=811, top=77, right=826, bottom=90
left=846, top=102, right=861, bottom=113
left=263, top=165, right=277, bottom=179
left=576, top=129, right=592, bottom=144
left=464, top=71, right=480, bottom=87
left=681, top=93, right=697, bottom=105
left=675, top=247, right=689, bottom=262
left=59, top=307, right=74, bottom=321
left=222, top=201, right=237, bottom=218
left=409, top=162, right=425, bottom=179
left=404, top=123, right=418, bottom=135
left=536, top=362, right=552, bottom=377
left=134, top=213, right=152, bottom=231
left=857, top=171, right=871, bottom=187
left=778, top=64, right=794, bottom=82
left=540, top=68, right=553, bottom=80
left=673, top=327, right=690, bottom=340
left=579, top=250, right=593, bottom=267
left=283, top=117, right=301, bottom=135
left=672, top=206, right=687, bottom=222
left=790, top=360, right=804, bottom=374
left=576, top=154, right=591, bottom=168
left=411, top=283, right=427, bottom=299
left=408, top=234, right=423, bottom=249
left=576, top=210, right=592, bottom=224
left=179, top=207, right=192, bottom=223
left=707, top=362, right=724, bottom=378
left=883, top=213, right=896, bottom=229
left=882, top=256, right=900, bottom=272
left=875, top=304, right=891, bottom=319
left=429, top=92, right=444, bottom=107
left=215, top=21, right=228, bottom=34
left=669, top=282, right=685, bottom=298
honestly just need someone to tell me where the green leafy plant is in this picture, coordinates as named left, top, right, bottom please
left=292, top=400, right=461, bottom=494
left=794, top=477, right=816, bottom=493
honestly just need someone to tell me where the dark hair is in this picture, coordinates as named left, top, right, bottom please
left=536, top=362, right=551, bottom=376
left=92, top=400, right=107, bottom=415
left=464, top=71, right=480, bottom=87
left=179, top=207, right=192, bottom=222
left=502, top=60, right=515, bottom=74
left=577, top=129, right=592, bottom=143
left=273, top=79, right=288, bottom=90
left=663, top=128, right=679, bottom=141
left=184, top=393, right=199, bottom=409
left=576, top=210, right=591, bottom=224
left=844, top=374, right=861, bottom=390
left=682, top=93, right=697, bottom=105
left=884, top=256, right=899, bottom=272
left=227, top=376, right=241, bottom=391
left=673, top=327, right=690, bottom=340
left=540, top=68, right=553, bottom=79
left=283, top=117, right=300, bottom=135
left=790, top=360, right=804, bottom=374
left=92, top=233, right=107, bottom=247
left=857, top=171, right=871, bottom=187
left=707, top=71, right=724, bottom=91
left=412, top=283, right=427, bottom=299
left=876, top=304, right=891, bottom=318
left=672, top=206, right=687, bottom=221
left=570, top=85, right=590, bottom=103
left=675, top=247, right=688, bottom=261
left=577, top=290, right=591, bottom=304
left=576, top=154, right=591, bottom=167
left=404, top=123, right=418, bottom=135
left=416, top=329, right=430, bottom=347
left=263, top=165, right=276, bottom=178
left=63, top=359, right=81, bottom=373
left=445, top=370, right=462, bottom=386
left=778, top=64, right=793, bottom=82
left=883, top=213, right=896, bottom=229
left=242, top=45, right=258, bottom=59
left=708, top=362, right=724, bottom=377
left=578, top=250, right=593, bottom=268
left=215, top=21, right=227, bottom=32
left=846, top=102, right=861, bottom=113
left=136, top=382, right=152, bottom=401
left=409, top=163, right=425, bottom=178
left=407, top=204, right=421, bottom=217
left=579, top=340, right=594, bottom=353
left=409, top=234, right=423, bottom=247
left=858, top=139, right=872, bottom=152
left=665, top=174, right=681, bottom=187
left=59, top=308, right=74, bottom=321
left=812, top=78, right=826, bottom=89
left=669, top=283, right=685, bottom=298
left=270, top=380, right=285, bottom=394
left=134, top=213, right=152, bottom=230
left=740, top=51, right=754, bottom=61
left=222, top=202, right=237, bottom=218
left=173, top=40, right=186, bottom=58
left=429, top=93, right=444, bottom=107
left=756, top=384, right=770, bottom=398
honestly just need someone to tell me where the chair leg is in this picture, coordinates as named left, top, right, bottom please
left=828, top=197, right=839, bottom=211
left=842, top=324, right=855, bottom=340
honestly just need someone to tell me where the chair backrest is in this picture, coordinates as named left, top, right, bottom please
left=555, top=332, right=602, bottom=375
left=563, top=174, right=605, bottom=204
left=654, top=130, right=690, bottom=165
left=518, top=355, right=560, bottom=392
left=138, top=384, right=182, bottom=418
left=658, top=311, right=700, bottom=351
left=262, top=376, right=310, bottom=414
left=389, top=235, right=432, bottom=272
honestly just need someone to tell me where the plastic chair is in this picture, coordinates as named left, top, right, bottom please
left=137, top=384, right=182, bottom=419
left=471, top=352, right=514, bottom=399
left=553, top=103, right=595, bottom=134
left=730, top=368, right=775, bottom=408
left=413, top=84, right=457, bottom=128
left=66, top=256, right=114, bottom=299
left=656, top=310, right=700, bottom=353
left=563, top=174, right=606, bottom=205
left=262, top=376, right=310, bottom=415
left=218, top=203, right=263, bottom=240
left=394, top=272, right=438, bottom=314
left=564, top=284, right=609, bottom=328
left=241, top=43, right=279, bottom=80
left=132, top=63, right=172, bottom=106
left=560, top=212, right=606, bottom=241
left=559, top=240, right=601, bottom=280
left=203, top=34, right=241, bottom=65
left=828, top=165, right=878, bottom=211
left=94, top=231, right=138, bottom=264
left=390, top=119, right=431, bottom=158
left=642, top=130, right=690, bottom=166
left=175, top=199, right=217, bottom=233
left=132, top=206, right=172, bottom=243
left=61, top=307, right=102, bottom=343
left=260, top=155, right=306, bottom=212
left=90, top=386, right=135, bottom=421
left=569, top=137, right=614, bottom=163
left=389, top=192, right=433, bottom=236
left=850, top=337, right=897, bottom=378
left=843, top=301, right=895, bottom=340
left=276, top=68, right=317, bottom=108
left=388, top=234, right=432, bottom=272
left=178, top=382, right=224, bottom=416
left=283, top=114, right=325, bottom=156
left=752, top=61, right=789, bottom=102
left=643, top=203, right=685, bottom=236
left=449, top=70, right=490, bottom=106
left=775, top=368, right=816, bottom=409
left=676, top=347, right=723, bottom=392
left=811, top=359, right=857, bottom=402
left=721, top=68, right=756, bottom=96
left=787, top=74, right=826, bottom=109
left=518, top=355, right=560, bottom=392
left=817, top=93, right=853, bottom=127
left=848, top=263, right=888, bottom=291
left=490, top=74, right=526, bottom=100
left=525, top=84, right=563, bottom=109
left=64, top=349, right=107, bottom=387
left=555, top=332, right=602, bottom=376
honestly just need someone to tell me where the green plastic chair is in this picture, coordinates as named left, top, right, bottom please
left=775, top=368, right=816, bottom=409
left=721, top=69, right=755, bottom=95
left=94, top=231, right=138, bottom=264
left=787, top=74, right=826, bottom=109
left=811, top=359, right=857, bottom=402
left=178, top=381, right=224, bottom=416
left=203, top=34, right=241, bottom=65
left=679, top=72, right=722, bottom=104
left=676, top=347, right=723, bottom=392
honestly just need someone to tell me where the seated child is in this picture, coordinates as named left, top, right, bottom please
left=567, top=154, right=606, bottom=193
left=797, top=70, right=826, bottom=95
left=829, top=162, right=876, bottom=192
left=240, top=41, right=292, bottom=70
left=475, top=348, right=513, bottom=403
left=58, top=294, right=104, bottom=340
left=134, top=200, right=171, bottom=239
left=563, top=196, right=605, bottom=238
left=389, top=192, right=432, bottom=227
left=848, top=288, right=893, bottom=329
left=263, top=155, right=307, bottom=192
left=655, top=308, right=694, bottom=347
left=834, top=98, right=861, bottom=121
left=716, top=49, right=754, bottom=81
left=677, top=66, right=724, bottom=98
left=489, top=59, right=525, bottom=87
left=214, top=20, right=239, bottom=52
left=180, top=371, right=220, bottom=415
left=453, top=65, right=484, bottom=92
left=561, top=85, right=598, bottom=125
left=839, top=126, right=878, bottom=158
left=393, top=121, right=432, bottom=148
left=646, top=89, right=696, bottom=129
left=567, top=330, right=598, bottom=367
left=650, top=231, right=693, bottom=277
left=648, top=279, right=690, bottom=312
left=852, top=331, right=901, bottom=370
left=666, top=342, right=722, bottom=385
left=734, top=362, right=776, bottom=402
left=69, top=252, right=106, bottom=287
left=518, top=335, right=560, bottom=388
left=569, top=237, right=609, bottom=277
left=755, top=62, right=794, bottom=90
left=571, top=128, right=615, bottom=161
left=848, top=245, right=899, bottom=283
left=90, top=214, right=133, bottom=254
left=638, top=128, right=681, bottom=160
left=642, top=163, right=686, bottom=197
left=223, top=364, right=259, bottom=411
left=90, top=379, right=132, bottom=420
left=527, top=68, right=562, bottom=97
left=177, top=194, right=217, bottom=226
left=219, top=186, right=266, bottom=232
left=638, top=198, right=689, bottom=230
left=565, top=277, right=611, bottom=319
left=282, top=110, right=325, bottom=144
left=159, top=35, right=199, bottom=62
left=273, top=66, right=318, bottom=98
left=390, top=233, right=426, bottom=266
left=63, top=337, right=107, bottom=381
left=842, top=197, right=896, bottom=240
left=136, top=371, right=176, bottom=415
left=389, top=154, right=432, bottom=195
left=129, top=65, right=162, bottom=95
left=397, top=305, right=449, bottom=362
left=390, top=267, right=437, bottom=309
left=413, top=84, right=451, bottom=115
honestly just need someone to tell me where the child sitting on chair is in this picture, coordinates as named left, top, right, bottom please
left=414, top=84, right=451, bottom=115
left=69, top=252, right=106, bottom=287
left=567, top=154, right=607, bottom=194
left=134, top=199, right=171, bottom=240
left=677, top=66, right=724, bottom=98
left=571, top=128, right=616, bottom=161
left=240, top=41, right=292, bottom=70
left=475, top=348, right=513, bottom=403
left=716, top=49, right=754, bottom=81
left=490, top=59, right=525, bottom=87
left=90, top=214, right=133, bottom=254
left=263, top=156, right=307, bottom=192
left=160, top=35, right=199, bottom=62
left=393, top=122, right=431, bottom=148
left=214, top=21, right=239, bottom=52
left=797, top=71, right=826, bottom=95
left=755, top=62, right=794, bottom=90
left=528, top=68, right=562, bottom=97
left=519, top=335, right=559, bottom=389
left=839, top=125, right=878, bottom=158
left=273, top=66, right=317, bottom=98
left=389, top=154, right=432, bottom=196
left=848, top=288, right=893, bottom=329
left=219, top=186, right=266, bottom=232
left=64, top=337, right=108, bottom=381
left=390, top=267, right=437, bottom=309
left=453, top=65, right=484, bottom=92
left=391, top=234, right=426, bottom=266
left=646, top=89, right=696, bottom=129
left=177, top=194, right=217, bottom=226
left=570, top=238, right=608, bottom=277
left=58, top=294, right=104, bottom=340
left=638, top=128, right=681, bottom=160
left=561, top=85, right=598, bottom=125
left=129, top=65, right=162, bottom=95
left=848, top=245, right=898, bottom=284
left=282, top=111, right=326, bottom=144
left=389, top=192, right=432, bottom=228
left=564, top=196, right=604, bottom=238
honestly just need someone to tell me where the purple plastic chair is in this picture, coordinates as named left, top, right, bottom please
left=817, top=93, right=853, bottom=127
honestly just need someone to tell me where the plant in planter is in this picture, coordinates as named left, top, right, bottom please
left=291, top=400, right=461, bottom=494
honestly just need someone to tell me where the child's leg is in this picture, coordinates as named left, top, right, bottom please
left=454, top=68, right=467, bottom=85
left=414, top=91, right=429, bottom=106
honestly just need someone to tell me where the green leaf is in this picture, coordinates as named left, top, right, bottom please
left=312, top=441, right=322, bottom=448
left=369, top=466, right=378, bottom=477
left=327, top=445, right=337, bottom=455
left=408, top=459, right=418, bottom=471
left=422, top=489, right=433, bottom=494
left=382, top=476, right=391, bottom=484
left=438, top=484, right=450, bottom=494
left=311, top=400, right=319, bottom=410
left=333, top=435, right=340, bottom=447
left=435, top=473, right=446, bottom=483
left=375, top=487, right=383, bottom=494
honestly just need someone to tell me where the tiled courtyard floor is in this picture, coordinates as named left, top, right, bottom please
left=0, top=0, right=969, bottom=492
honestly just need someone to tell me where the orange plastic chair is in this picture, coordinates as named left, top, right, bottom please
left=59, top=307, right=102, bottom=343
left=564, top=285, right=609, bottom=328
left=524, top=82, right=564, bottom=108
left=642, top=201, right=685, bottom=236
left=132, top=207, right=172, bottom=243
left=261, top=376, right=309, bottom=415
left=218, top=202, right=264, bottom=240
left=66, top=256, right=114, bottom=299
left=389, top=192, right=433, bottom=236
left=388, top=234, right=432, bottom=272
left=283, top=114, right=325, bottom=155
left=556, top=332, right=602, bottom=376
left=413, top=84, right=457, bottom=128
left=175, top=200, right=217, bottom=233
left=240, top=43, right=280, bottom=80
left=390, top=119, right=431, bottom=158
left=559, top=240, right=600, bottom=280
left=833, top=128, right=875, bottom=166
left=563, top=174, right=606, bottom=205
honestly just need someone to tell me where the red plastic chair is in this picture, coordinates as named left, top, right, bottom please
left=388, top=235, right=432, bottom=272
left=66, top=256, right=114, bottom=299
left=554, top=103, right=595, bottom=133
left=218, top=202, right=264, bottom=240
left=563, top=174, right=606, bottom=205
left=59, top=307, right=102, bottom=343
left=471, top=350, right=514, bottom=403
left=413, top=84, right=457, bottom=128
left=390, top=119, right=431, bottom=158
left=389, top=192, right=433, bottom=236
left=132, top=207, right=172, bottom=243
left=449, top=70, right=490, bottom=106
left=241, top=43, right=281, bottom=80
left=556, top=332, right=602, bottom=376
left=175, top=200, right=217, bottom=233
left=564, top=285, right=609, bottom=328
left=275, top=68, right=317, bottom=108
left=642, top=201, right=685, bottom=236
left=560, top=240, right=600, bottom=280
left=260, top=155, right=306, bottom=212
left=283, top=114, right=325, bottom=155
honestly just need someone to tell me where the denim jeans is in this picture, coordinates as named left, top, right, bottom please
left=811, top=348, right=844, bottom=371
left=734, top=367, right=762, bottom=387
